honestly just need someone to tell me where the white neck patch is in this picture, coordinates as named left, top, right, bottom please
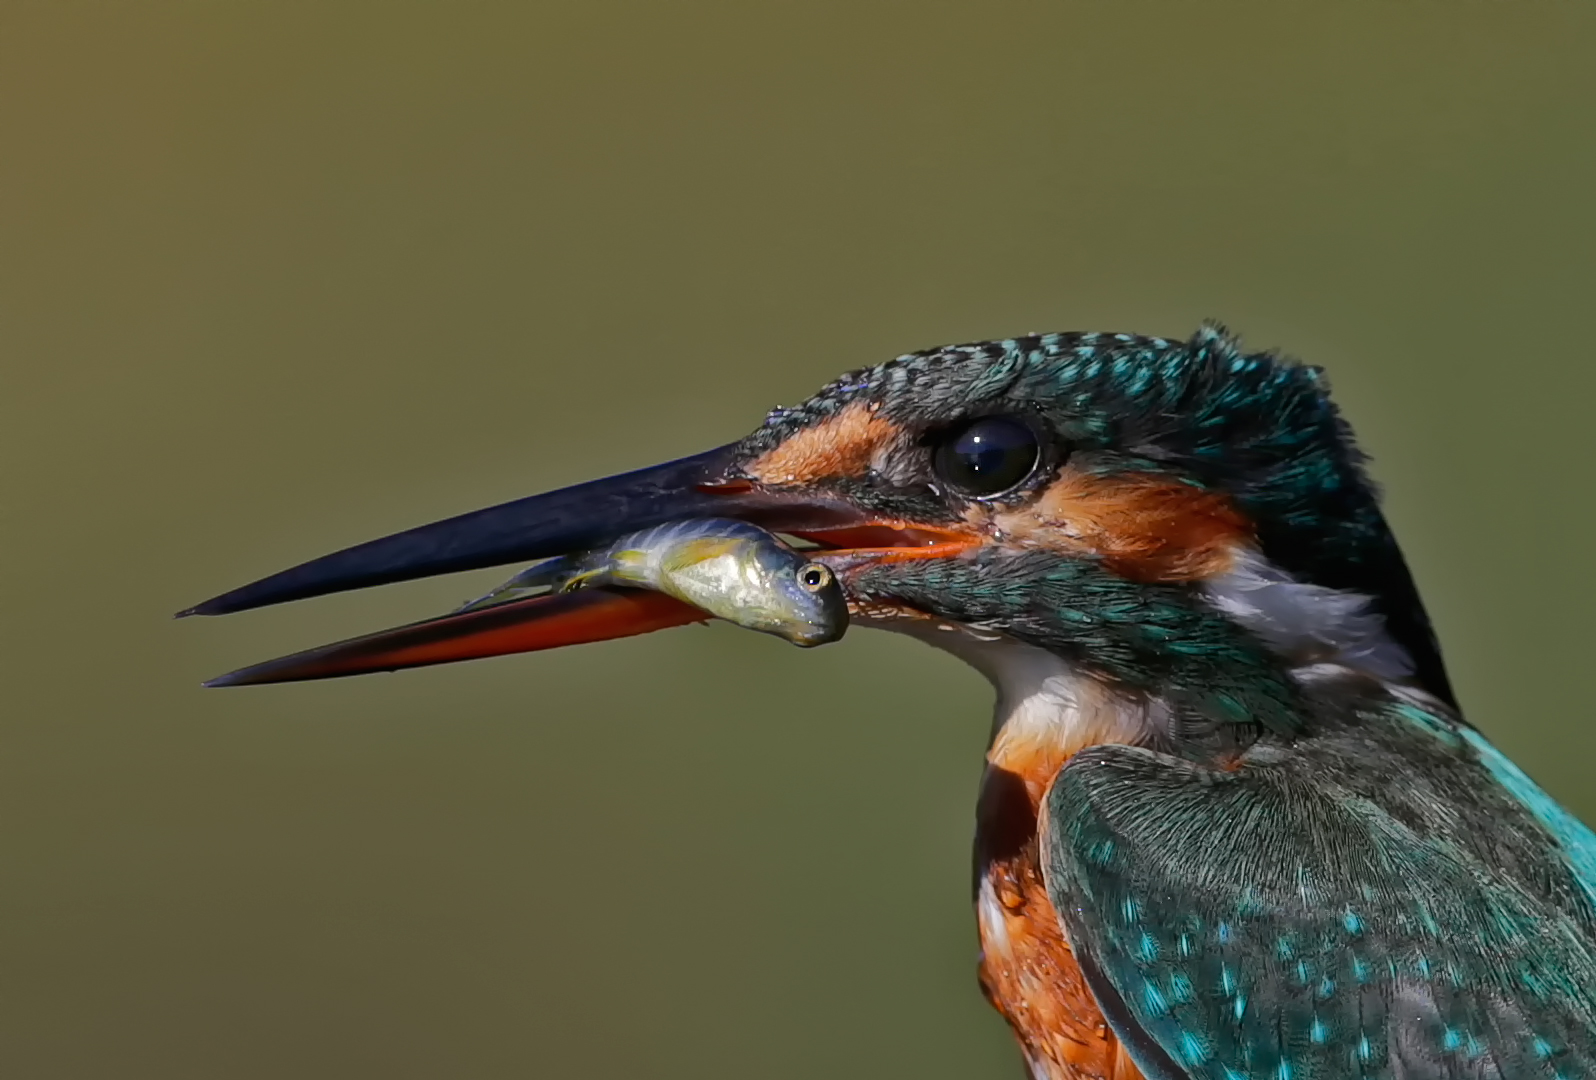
left=1203, top=547, right=1415, bottom=682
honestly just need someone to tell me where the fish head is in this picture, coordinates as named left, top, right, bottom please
left=709, top=540, right=847, bottom=648
left=634, top=531, right=848, bottom=647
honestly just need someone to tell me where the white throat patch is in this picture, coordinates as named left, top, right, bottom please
left=864, top=616, right=1153, bottom=785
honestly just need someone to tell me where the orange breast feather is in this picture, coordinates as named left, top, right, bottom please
left=976, top=765, right=1144, bottom=1080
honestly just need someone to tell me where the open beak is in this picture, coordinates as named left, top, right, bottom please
left=187, top=443, right=974, bottom=686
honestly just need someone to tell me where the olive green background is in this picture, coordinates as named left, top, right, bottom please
left=4, top=3, right=1594, bottom=1077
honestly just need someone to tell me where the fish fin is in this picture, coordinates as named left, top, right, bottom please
left=454, top=558, right=571, bottom=612
left=557, top=566, right=613, bottom=593
left=655, top=537, right=747, bottom=576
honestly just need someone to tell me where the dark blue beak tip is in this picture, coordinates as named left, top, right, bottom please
left=179, top=441, right=867, bottom=622
left=202, top=665, right=258, bottom=687
left=179, top=445, right=750, bottom=619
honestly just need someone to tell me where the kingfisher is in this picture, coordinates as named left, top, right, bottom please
left=185, top=324, right=1596, bottom=1079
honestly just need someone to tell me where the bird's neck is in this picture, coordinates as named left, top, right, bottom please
left=891, top=548, right=1424, bottom=805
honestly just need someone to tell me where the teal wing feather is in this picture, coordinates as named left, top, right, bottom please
left=1040, top=695, right=1596, bottom=1080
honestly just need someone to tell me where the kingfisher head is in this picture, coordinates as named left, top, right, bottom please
left=188, top=324, right=1449, bottom=757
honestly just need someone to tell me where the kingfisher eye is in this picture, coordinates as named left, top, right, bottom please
left=931, top=417, right=1040, bottom=497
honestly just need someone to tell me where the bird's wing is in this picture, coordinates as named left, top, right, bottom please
left=1039, top=705, right=1596, bottom=1080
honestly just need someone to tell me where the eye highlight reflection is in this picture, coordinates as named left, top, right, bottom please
left=932, top=417, right=1040, bottom=497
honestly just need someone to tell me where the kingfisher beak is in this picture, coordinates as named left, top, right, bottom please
left=186, top=443, right=969, bottom=686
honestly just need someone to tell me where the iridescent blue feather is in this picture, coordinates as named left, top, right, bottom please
left=1043, top=688, right=1596, bottom=1080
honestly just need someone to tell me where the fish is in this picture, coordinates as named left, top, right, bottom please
left=458, top=518, right=849, bottom=647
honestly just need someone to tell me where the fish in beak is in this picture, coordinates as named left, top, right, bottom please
left=186, top=439, right=978, bottom=686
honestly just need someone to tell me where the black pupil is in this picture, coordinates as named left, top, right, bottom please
left=803, top=569, right=822, bottom=586
left=933, top=417, right=1038, bottom=496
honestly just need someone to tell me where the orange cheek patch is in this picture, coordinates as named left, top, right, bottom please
left=743, top=402, right=901, bottom=485
left=991, top=468, right=1253, bottom=582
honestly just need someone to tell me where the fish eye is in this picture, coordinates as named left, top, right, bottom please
left=931, top=416, right=1040, bottom=498
left=797, top=563, right=833, bottom=592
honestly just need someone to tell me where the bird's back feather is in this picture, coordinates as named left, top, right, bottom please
left=1042, top=683, right=1596, bottom=1080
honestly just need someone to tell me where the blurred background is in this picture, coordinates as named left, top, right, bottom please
left=3, top=2, right=1594, bottom=1076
